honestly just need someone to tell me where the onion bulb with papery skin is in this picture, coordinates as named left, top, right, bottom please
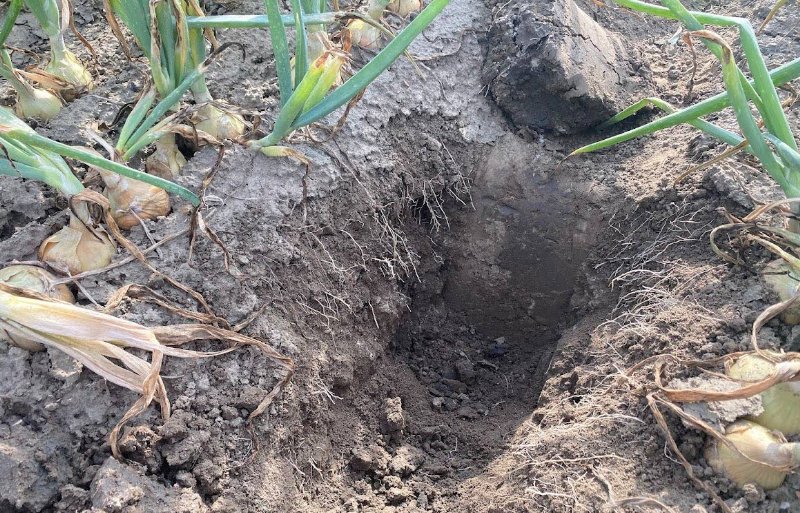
left=0, top=265, right=75, bottom=352
left=146, top=134, right=186, bottom=180
left=15, top=85, right=62, bottom=122
left=727, top=353, right=800, bottom=435
left=45, top=47, right=93, bottom=91
left=98, top=170, right=170, bottom=230
left=705, top=420, right=800, bottom=490
left=763, top=259, right=800, bottom=324
left=387, top=0, right=422, bottom=16
left=346, top=19, right=382, bottom=49
left=194, top=103, right=246, bottom=141
left=38, top=209, right=116, bottom=275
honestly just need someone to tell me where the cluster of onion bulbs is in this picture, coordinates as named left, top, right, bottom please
left=704, top=353, right=800, bottom=490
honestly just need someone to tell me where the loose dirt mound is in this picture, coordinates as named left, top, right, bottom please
left=0, top=0, right=799, bottom=512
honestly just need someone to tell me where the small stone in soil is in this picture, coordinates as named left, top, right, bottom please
left=234, top=385, right=268, bottom=411
left=428, top=382, right=449, bottom=397
left=440, top=378, right=467, bottom=394
left=484, top=343, right=508, bottom=358
left=455, top=359, right=476, bottom=383
left=443, top=398, right=460, bottom=411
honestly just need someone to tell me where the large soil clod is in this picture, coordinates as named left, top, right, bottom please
left=484, top=0, right=646, bottom=134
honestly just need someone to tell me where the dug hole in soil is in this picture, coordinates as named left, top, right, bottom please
left=1, top=0, right=799, bottom=512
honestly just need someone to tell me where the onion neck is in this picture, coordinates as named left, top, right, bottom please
left=49, top=34, right=69, bottom=66
left=366, top=0, right=391, bottom=19
left=69, top=202, right=92, bottom=228
left=789, top=443, right=800, bottom=467
left=191, top=77, right=214, bottom=104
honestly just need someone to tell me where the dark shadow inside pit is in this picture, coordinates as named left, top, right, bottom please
left=399, top=132, right=604, bottom=399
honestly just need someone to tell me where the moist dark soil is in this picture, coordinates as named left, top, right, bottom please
left=0, top=0, right=799, bottom=512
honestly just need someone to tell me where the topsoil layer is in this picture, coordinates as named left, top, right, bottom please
left=0, top=0, right=799, bottom=512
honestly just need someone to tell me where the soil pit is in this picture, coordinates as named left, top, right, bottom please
left=319, top=136, right=604, bottom=510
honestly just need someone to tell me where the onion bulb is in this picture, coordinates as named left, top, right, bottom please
left=38, top=208, right=116, bottom=275
left=705, top=420, right=800, bottom=490
left=194, top=103, right=246, bottom=141
left=727, top=353, right=800, bottom=435
left=346, top=19, right=382, bottom=49
left=763, top=259, right=800, bottom=325
left=145, top=133, right=186, bottom=180
left=98, top=170, right=170, bottom=230
left=46, top=44, right=93, bottom=91
left=0, top=265, right=75, bottom=352
left=0, top=58, right=63, bottom=121
left=387, top=0, right=422, bottom=16
left=15, top=85, right=63, bottom=122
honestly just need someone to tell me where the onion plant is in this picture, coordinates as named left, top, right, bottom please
left=0, top=0, right=93, bottom=91
left=0, top=48, right=61, bottom=121
left=0, top=265, right=74, bottom=351
left=0, top=2, right=63, bottom=120
left=0, top=106, right=199, bottom=273
left=760, top=0, right=790, bottom=33
left=249, top=0, right=450, bottom=158
left=704, top=419, right=800, bottom=490
left=346, top=0, right=422, bottom=49
left=105, top=0, right=245, bottom=178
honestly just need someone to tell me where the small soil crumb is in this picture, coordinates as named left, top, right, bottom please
left=742, top=482, right=765, bottom=504
left=350, top=445, right=391, bottom=473
left=158, top=410, right=211, bottom=469
left=454, top=358, right=476, bottom=384
left=389, top=445, right=425, bottom=476
left=381, top=397, right=406, bottom=437
left=386, top=486, right=413, bottom=505
left=47, top=347, right=83, bottom=385
left=117, top=425, right=162, bottom=473
left=54, top=484, right=90, bottom=512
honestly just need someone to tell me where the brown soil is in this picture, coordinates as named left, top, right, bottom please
left=0, top=0, right=799, bottom=512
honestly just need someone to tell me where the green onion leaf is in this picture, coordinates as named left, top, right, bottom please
left=264, top=0, right=293, bottom=106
